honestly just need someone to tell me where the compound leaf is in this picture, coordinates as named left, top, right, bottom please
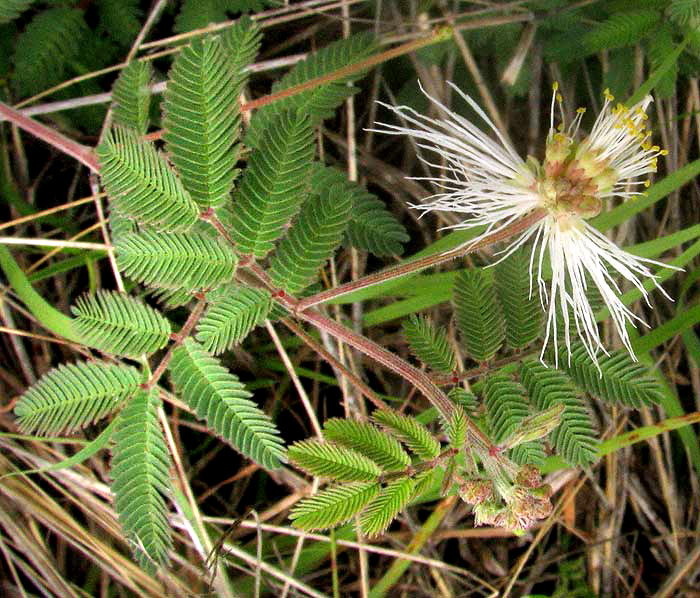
left=111, top=60, right=152, bottom=134
left=230, top=110, right=314, bottom=258
left=13, top=7, right=87, bottom=96
left=483, top=374, right=529, bottom=444
left=111, top=387, right=172, bottom=572
left=288, top=440, right=381, bottom=482
left=584, top=9, right=659, bottom=53
left=245, top=32, right=377, bottom=147
left=97, top=0, right=143, bottom=47
left=290, top=482, right=379, bottom=531
left=360, top=477, right=415, bottom=537
left=97, top=127, right=198, bottom=232
left=372, top=409, right=440, bottom=461
left=71, top=290, right=171, bottom=358
left=14, top=361, right=141, bottom=435
left=220, top=14, right=261, bottom=95
left=520, top=360, right=598, bottom=466
left=195, top=285, right=272, bottom=354
left=494, top=249, right=542, bottom=349
left=163, top=36, right=240, bottom=208
left=309, top=163, right=408, bottom=256
left=116, top=230, right=236, bottom=291
left=448, top=387, right=479, bottom=415
left=556, top=344, right=663, bottom=408
left=453, top=269, right=505, bottom=362
left=443, top=404, right=468, bottom=451
left=509, top=441, right=546, bottom=467
left=402, top=314, right=456, bottom=374
left=323, top=418, right=410, bottom=472
left=268, top=184, right=352, bottom=294
left=169, top=338, right=286, bottom=469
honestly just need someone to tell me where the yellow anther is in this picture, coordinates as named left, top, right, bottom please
left=660, top=149, right=669, bottom=156
left=644, top=180, right=651, bottom=188
left=556, top=93, right=563, bottom=103
left=603, top=88, right=614, bottom=101
left=553, top=82, right=559, bottom=91
left=642, top=141, right=652, bottom=151
left=651, top=145, right=660, bottom=152
left=576, top=107, right=586, bottom=114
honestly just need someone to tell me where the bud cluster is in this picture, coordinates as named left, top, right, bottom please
left=459, top=465, right=553, bottom=533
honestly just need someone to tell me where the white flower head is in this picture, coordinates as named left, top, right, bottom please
left=372, top=81, right=676, bottom=368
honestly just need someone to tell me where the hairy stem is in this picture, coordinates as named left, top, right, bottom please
left=296, top=209, right=546, bottom=311
left=144, top=295, right=207, bottom=390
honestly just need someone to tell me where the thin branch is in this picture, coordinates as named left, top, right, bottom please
left=296, top=208, right=546, bottom=310
left=144, top=296, right=207, bottom=391
left=0, top=102, right=99, bottom=172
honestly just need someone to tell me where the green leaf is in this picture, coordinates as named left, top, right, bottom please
left=14, top=361, right=140, bottom=435
left=0, top=0, right=35, bottom=25
left=169, top=338, right=286, bottom=469
left=230, top=110, right=315, bottom=258
left=163, top=36, right=240, bottom=208
left=289, top=440, right=381, bottom=481
left=116, top=230, right=236, bottom=291
left=71, top=290, right=171, bottom=358
left=646, top=25, right=677, bottom=99
left=520, top=361, right=598, bottom=466
left=97, top=127, right=199, bottom=232
left=268, top=184, right=352, bottom=294
left=402, top=314, right=456, bottom=374
left=13, top=7, right=87, bottom=96
left=501, top=403, right=564, bottom=449
left=443, top=404, right=468, bottom=451
left=360, top=477, right=415, bottom=537
left=96, top=0, right=143, bottom=47
left=494, top=249, right=542, bottom=349
left=245, top=32, right=378, bottom=148
left=346, top=191, right=409, bottom=256
left=584, top=9, right=659, bottom=53
left=111, top=387, right=173, bottom=572
left=111, top=60, right=152, bottom=134
left=174, top=0, right=227, bottom=33
left=483, top=374, right=529, bottom=444
left=149, top=287, right=193, bottom=310
left=509, top=441, right=546, bottom=467
left=669, top=0, right=699, bottom=24
left=220, top=14, right=261, bottom=95
left=289, top=482, right=380, bottom=531
left=453, top=269, right=505, bottom=362
left=556, top=344, right=664, bottom=408
left=372, top=409, right=440, bottom=461
left=448, top=387, right=479, bottom=415
left=309, top=163, right=408, bottom=256
left=412, top=468, right=439, bottom=499
left=322, top=418, right=410, bottom=472
left=195, top=285, right=272, bottom=354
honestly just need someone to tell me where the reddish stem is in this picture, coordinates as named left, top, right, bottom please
left=0, top=102, right=99, bottom=172
left=296, top=209, right=546, bottom=311
left=144, top=296, right=207, bottom=390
